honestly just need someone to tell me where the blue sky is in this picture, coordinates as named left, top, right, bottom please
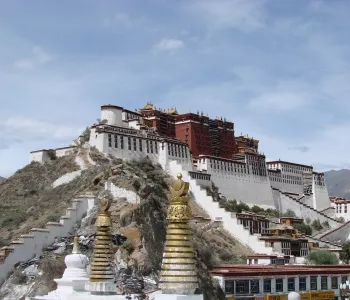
left=1, top=0, right=350, bottom=177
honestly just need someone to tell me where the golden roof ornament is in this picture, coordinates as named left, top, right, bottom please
left=159, top=173, right=199, bottom=294
left=87, top=194, right=117, bottom=294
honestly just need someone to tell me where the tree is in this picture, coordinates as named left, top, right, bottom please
left=322, top=220, right=330, bottom=228
left=283, top=209, right=296, bottom=217
left=311, top=219, right=323, bottom=231
left=340, top=242, right=350, bottom=264
left=308, top=250, right=339, bottom=265
left=294, top=223, right=313, bottom=236
left=80, top=126, right=91, bottom=143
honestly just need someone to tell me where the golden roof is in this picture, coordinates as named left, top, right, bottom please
left=142, top=102, right=156, bottom=110
left=168, top=107, right=178, bottom=115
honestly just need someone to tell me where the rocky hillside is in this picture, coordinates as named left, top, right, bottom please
left=0, top=147, right=251, bottom=299
left=325, top=169, right=350, bottom=199
left=0, top=177, right=5, bottom=185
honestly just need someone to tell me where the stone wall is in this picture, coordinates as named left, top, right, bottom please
left=318, top=220, right=350, bottom=244
left=273, top=188, right=340, bottom=228
left=105, top=181, right=140, bottom=204
left=0, top=195, right=96, bottom=286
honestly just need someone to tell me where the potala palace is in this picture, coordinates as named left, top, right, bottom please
left=31, top=103, right=330, bottom=215
left=1, top=103, right=349, bottom=299
left=27, top=103, right=350, bottom=259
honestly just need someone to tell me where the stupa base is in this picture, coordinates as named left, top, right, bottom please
left=155, top=295, right=203, bottom=300
left=85, top=281, right=118, bottom=295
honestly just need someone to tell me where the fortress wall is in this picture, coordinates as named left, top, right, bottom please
left=0, top=196, right=96, bottom=286
left=168, top=160, right=274, bottom=254
left=30, top=151, right=50, bottom=163
left=313, top=184, right=330, bottom=211
left=209, top=171, right=275, bottom=208
left=55, top=147, right=76, bottom=157
left=105, top=181, right=140, bottom=204
left=276, top=190, right=339, bottom=228
left=318, top=221, right=350, bottom=244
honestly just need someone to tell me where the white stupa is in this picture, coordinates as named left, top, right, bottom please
left=31, top=234, right=89, bottom=300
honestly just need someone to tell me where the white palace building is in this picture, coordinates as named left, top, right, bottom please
left=30, top=103, right=330, bottom=218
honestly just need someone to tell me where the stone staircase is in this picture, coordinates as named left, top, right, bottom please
left=168, top=161, right=274, bottom=255
left=273, top=188, right=341, bottom=228
left=0, top=194, right=97, bottom=286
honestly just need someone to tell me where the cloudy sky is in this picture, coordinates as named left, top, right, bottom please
left=0, top=0, right=350, bottom=177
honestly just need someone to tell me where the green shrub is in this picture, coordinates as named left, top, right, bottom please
left=311, top=219, right=323, bottom=231
left=308, top=250, right=339, bottom=265
left=283, top=209, right=296, bottom=217
left=47, top=150, right=57, bottom=160
left=294, top=223, right=313, bottom=236
left=12, top=269, right=27, bottom=285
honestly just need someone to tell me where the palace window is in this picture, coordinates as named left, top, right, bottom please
left=342, top=276, right=348, bottom=284
left=146, top=140, right=149, bottom=153
left=114, top=134, right=118, bottom=148
left=150, top=141, right=153, bottom=153
left=345, top=205, right=348, bottom=213
left=276, top=278, right=284, bottom=292
left=168, top=144, right=170, bottom=155
left=139, top=139, right=142, bottom=152
left=332, top=277, right=338, bottom=289
left=288, top=278, right=295, bottom=291
left=155, top=142, right=158, bottom=154
left=299, top=277, right=306, bottom=291
left=235, top=280, right=249, bottom=295
left=263, top=279, right=271, bottom=293
left=120, top=136, right=124, bottom=149
left=128, top=137, right=131, bottom=150
left=108, top=134, right=112, bottom=147
left=133, top=138, right=137, bottom=151
left=250, top=280, right=259, bottom=294
left=310, top=276, right=318, bottom=290
left=321, top=276, right=328, bottom=290
left=225, top=280, right=234, bottom=294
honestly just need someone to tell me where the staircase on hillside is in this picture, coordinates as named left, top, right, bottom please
left=168, top=161, right=274, bottom=255
left=0, top=194, right=97, bottom=286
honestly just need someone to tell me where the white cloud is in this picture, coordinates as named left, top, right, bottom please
left=248, top=92, right=309, bottom=112
left=1, top=116, right=83, bottom=146
left=153, top=38, right=185, bottom=53
left=13, top=46, right=53, bottom=70
left=184, top=0, right=267, bottom=31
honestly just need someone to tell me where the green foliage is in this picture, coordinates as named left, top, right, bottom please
left=340, top=242, right=350, bottom=264
left=120, top=240, right=134, bottom=254
left=308, top=250, right=339, bottom=265
left=294, top=223, right=313, bottom=236
left=12, top=269, right=27, bottom=285
left=311, top=219, right=323, bottom=231
left=208, top=188, right=280, bottom=217
left=47, top=149, right=57, bottom=160
left=336, top=216, right=345, bottom=223
left=322, top=220, right=330, bottom=228
left=80, top=126, right=90, bottom=142
left=283, top=209, right=296, bottom=217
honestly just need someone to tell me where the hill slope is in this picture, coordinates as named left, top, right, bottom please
left=0, top=177, right=5, bottom=184
left=325, top=169, right=350, bottom=199
left=0, top=147, right=251, bottom=299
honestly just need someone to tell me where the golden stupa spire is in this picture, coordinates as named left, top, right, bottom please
left=159, top=173, right=199, bottom=294
left=87, top=194, right=116, bottom=293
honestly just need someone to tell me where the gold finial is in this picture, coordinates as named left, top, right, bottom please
left=72, top=232, right=80, bottom=254
left=159, top=173, right=198, bottom=294
left=89, top=194, right=115, bottom=286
